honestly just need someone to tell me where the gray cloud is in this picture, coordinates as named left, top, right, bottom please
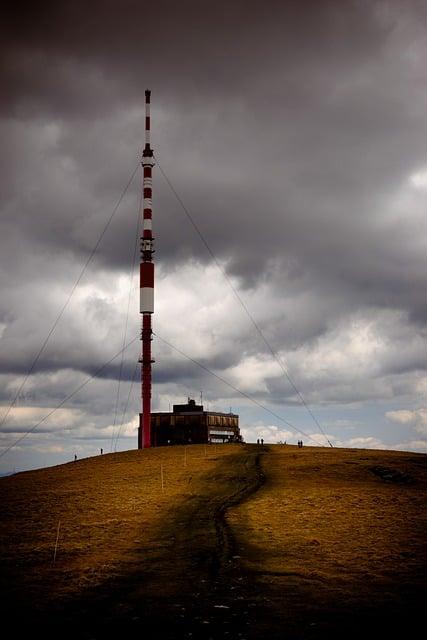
left=1, top=0, right=427, bottom=466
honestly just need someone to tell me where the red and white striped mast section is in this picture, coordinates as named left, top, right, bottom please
left=138, top=89, right=155, bottom=449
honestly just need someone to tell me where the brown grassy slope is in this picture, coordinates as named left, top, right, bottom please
left=228, top=445, right=427, bottom=636
left=0, top=444, right=242, bottom=606
left=0, top=443, right=426, bottom=640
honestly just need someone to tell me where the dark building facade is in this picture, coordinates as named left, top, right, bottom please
left=150, top=398, right=241, bottom=446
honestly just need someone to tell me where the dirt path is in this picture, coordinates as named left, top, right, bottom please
left=147, top=448, right=267, bottom=638
left=213, top=451, right=265, bottom=573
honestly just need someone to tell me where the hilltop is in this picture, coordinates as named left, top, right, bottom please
left=0, top=443, right=426, bottom=639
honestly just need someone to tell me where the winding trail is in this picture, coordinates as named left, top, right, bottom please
left=168, top=448, right=266, bottom=579
left=163, top=447, right=269, bottom=638
left=213, top=451, right=266, bottom=576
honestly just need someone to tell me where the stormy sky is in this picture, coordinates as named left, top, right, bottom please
left=1, top=0, right=427, bottom=471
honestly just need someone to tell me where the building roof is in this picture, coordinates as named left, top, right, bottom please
left=151, top=398, right=238, bottom=418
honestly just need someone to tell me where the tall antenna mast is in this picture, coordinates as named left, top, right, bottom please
left=138, top=89, right=155, bottom=449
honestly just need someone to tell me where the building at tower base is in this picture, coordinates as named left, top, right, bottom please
left=149, top=398, right=241, bottom=447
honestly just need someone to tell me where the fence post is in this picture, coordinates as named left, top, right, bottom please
left=53, top=519, right=61, bottom=564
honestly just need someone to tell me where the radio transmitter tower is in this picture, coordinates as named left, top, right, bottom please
left=138, top=89, right=155, bottom=449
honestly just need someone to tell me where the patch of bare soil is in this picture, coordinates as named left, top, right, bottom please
left=0, top=444, right=425, bottom=639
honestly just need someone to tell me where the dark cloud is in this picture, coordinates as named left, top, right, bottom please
left=1, top=1, right=392, bottom=115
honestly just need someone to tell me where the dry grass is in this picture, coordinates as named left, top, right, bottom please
left=0, top=443, right=426, bottom=638
left=228, top=445, right=427, bottom=633
left=0, top=444, right=239, bottom=605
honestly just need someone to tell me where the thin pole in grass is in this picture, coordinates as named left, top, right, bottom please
left=204, top=444, right=207, bottom=458
left=184, top=446, right=187, bottom=468
left=53, top=519, right=61, bottom=564
left=161, top=463, right=164, bottom=492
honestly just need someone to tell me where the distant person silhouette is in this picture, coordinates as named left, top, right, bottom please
left=100, top=448, right=103, bottom=455
left=74, top=454, right=77, bottom=462
left=257, top=438, right=260, bottom=445
left=261, top=438, right=264, bottom=445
